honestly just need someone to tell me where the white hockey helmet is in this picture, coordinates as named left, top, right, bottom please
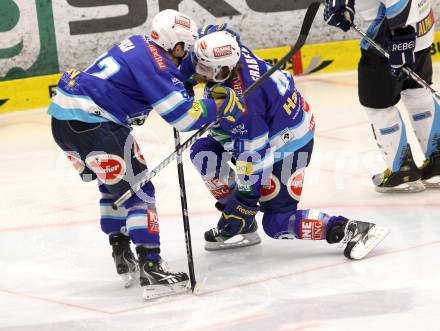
left=150, top=9, right=198, bottom=52
left=193, top=31, right=241, bottom=82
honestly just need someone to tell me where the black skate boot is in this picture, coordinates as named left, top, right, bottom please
left=136, top=246, right=189, bottom=300
left=420, top=140, right=440, bottom=188
left=372, top=145, right=425, bottom=193
left=109, top=233, right=139, bottom=288
left=204, top=219, right=261, bottom=251
left=327, top=220, right=390, bottom=260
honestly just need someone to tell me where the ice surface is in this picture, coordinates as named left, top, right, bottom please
left=1, top=64, right=439, bottom=331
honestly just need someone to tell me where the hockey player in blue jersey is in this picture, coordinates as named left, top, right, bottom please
left=324, top=0, right=440, bottom=192
left=187, top=30, right=390, bottom=259
left=48, top=10, right=245, bottom=300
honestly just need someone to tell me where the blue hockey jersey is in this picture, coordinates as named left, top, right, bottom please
left=196, top=45, right=315, bottom=197
left=48, top=35, right=217, bottom=131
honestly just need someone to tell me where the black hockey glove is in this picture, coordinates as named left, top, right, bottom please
left=324, top=0, right=355, bottom=32
left=388, top=26, right=416, bottom=79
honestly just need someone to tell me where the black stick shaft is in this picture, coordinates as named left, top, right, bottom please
left=173, top=128, right=197, bottom=292
left=350, top=23, right=440, bottom=102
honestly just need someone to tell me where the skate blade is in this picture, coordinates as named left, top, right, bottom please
left=121, top=271, right=138, bottom=288
left=375, top=179, right=425, bottom=193
left=423, top=176, right=440, bottom=189
left=204, top=232, right=262, bottom=251
left=142, top=280, right=190, bottom=301
left=349, top=226, right=391, bottom=260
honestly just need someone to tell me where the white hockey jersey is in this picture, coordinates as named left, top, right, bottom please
left=357, top=0, right=435, bottom=52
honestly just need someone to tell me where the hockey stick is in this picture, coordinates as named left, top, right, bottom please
left=173, top=128, right=197, bottom=292
left=112, top=1, right=320, bottom=210
left=349, top=22, right=440, bottom=102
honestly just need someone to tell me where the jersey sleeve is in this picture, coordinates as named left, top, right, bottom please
left=231, top=113, right=274, bottom=199
left=133, top=65, right=217, bottom=132
left=384, top=0, right=418, bottom=30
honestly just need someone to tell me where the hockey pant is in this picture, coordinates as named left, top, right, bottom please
left=190, top=136, right=349, bottom=242
left=51, top=118, right=160, bottom=259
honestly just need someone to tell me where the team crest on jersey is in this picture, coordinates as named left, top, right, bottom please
left=213, top=45, right=232, bottom=58
left=85, top=154, right=126, bottom=185
left=175, top=16, right=191, bottom=30
left=287, top=168, right=305, bottom=201
left=65, top=152, right=85, bottom=174
left=147, top=43, right=167, bottom=71
left=260, top=175, right=280, bottom=202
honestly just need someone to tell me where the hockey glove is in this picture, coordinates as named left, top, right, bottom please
left=324, top=0, right=355, bottom=32
left=388, top=26, right=416, bottom=79
left=211, top=86, right=245, bottom=123
left=218, top=194, right=259, bottom=237
left=198, top=23, right=241, bottom=42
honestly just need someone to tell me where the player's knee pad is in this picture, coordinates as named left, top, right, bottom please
left=262, top=211, right=296, bottom=239
left=363, top=105, right=408, bottom=172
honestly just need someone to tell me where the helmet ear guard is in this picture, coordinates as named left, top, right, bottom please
left=150, top=9, right=198, bottom=53
left=194, top=31, right=241, bottom=82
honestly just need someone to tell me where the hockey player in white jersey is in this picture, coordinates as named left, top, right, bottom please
left=324, top=0, right=440, bottom=192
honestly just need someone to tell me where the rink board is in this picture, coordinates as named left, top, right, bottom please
left=1, top=31, right=439, bottom=114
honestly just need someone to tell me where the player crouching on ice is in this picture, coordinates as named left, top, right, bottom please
left=187, top=29, right=390, bottom=260
left=48, top=10, right=245, bottom=300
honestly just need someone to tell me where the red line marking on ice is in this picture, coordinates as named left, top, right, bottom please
left=112, top=239, right=440, bottom=315
left=0, top=288, right=112, bottom=315
left=187, top=311, right=272, bottom=331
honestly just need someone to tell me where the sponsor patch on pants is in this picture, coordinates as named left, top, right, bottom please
left=147, top=210, right=159, bottom=234
left=300, top=219, right=324, bottom=240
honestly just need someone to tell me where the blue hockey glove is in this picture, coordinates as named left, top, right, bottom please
left=388, top=26, right=416, bottom=79
left=324, top=0, right=355, bottom=32
left=210, top=85, right=245, bottom=123
left=218, top=194, right=259, bottom=237
left=198, top=23, right=240, bottom=42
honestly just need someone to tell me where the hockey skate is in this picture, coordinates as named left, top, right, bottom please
left=109, top=233, right=139, bottom=288
left=420, top=144, right=440, bottom=189
left=137, top=247, right=189, bottom=300
left=372, top=145, right=425, bottom=193
left=204, top=219, right=262, bottom=251
left=338, top=220, right=390, bottom=260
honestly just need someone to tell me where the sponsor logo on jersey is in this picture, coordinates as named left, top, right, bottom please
left=205, top=177, right=231, bottom=199
left=300, top=219, right=324, bottom=240
left=309, top=114, right=315, bottom=132
left=175, top=15, right=191, bottom=30
left=260, top=175, right=280, bottom=202
left=236, top=160, right=253, bottom=176
left=417, top=9, right=435, bottom=37
left=147, top=43, right=167, bottom=71
left=65, top=152, right=85, bottom=174
left=85, top=154, right=126, bottom=185
left=213, top=45, right=232, bottom=58
left=151, top=30, right=159, bottom=40
left=287, top=168, right=305, bottom=201
left=230, top=123, right=248, bottom=135
left=147, top=210, right=160, bottom=234
left=230, top=71, right=248, bottom=114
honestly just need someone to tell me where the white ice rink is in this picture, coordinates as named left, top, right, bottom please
left=1, top=63, right=439, bottom=331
